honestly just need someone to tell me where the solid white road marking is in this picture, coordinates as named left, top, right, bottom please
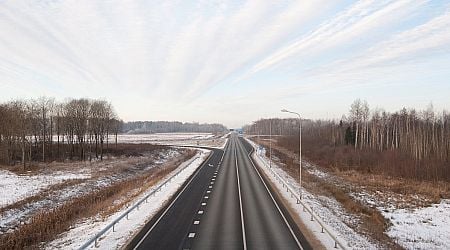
left=235, top=139, right=248, bottom=250
left=237, top=138, right=304, bottom=250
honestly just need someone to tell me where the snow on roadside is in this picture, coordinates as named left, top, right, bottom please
left=246, top=139, right=378, bottom=249
left=44, top=149, right=211, bottom=250
left=382, top=200, right=450, bottom=249
left=0, top=170, right=90, bottom=208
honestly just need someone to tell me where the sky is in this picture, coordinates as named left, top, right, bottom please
left=1, top=0, right=449, bottom=128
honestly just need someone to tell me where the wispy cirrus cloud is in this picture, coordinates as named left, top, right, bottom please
left=0, top=1, right=449, bottom=127
left=244, top=0, right=429, bottom=78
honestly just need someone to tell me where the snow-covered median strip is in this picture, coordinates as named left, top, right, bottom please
left=246, top=138, right=378, bottom=249
left=44, top=149, right=211, bottom=250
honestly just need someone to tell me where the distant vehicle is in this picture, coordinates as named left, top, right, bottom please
left=208, top=163, right=214, bottom=167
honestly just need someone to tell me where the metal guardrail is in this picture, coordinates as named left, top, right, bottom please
left=251, top=145, right=348, bottom=250
left=78, top=155, right=201, bottom=249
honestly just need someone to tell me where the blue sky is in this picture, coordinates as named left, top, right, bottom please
left=1, top=0, right=449, bottom=128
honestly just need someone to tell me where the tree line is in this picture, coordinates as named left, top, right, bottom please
left=0, top=97, right=122, bottom=169
left=122, top=121, right=228, bottom=134
left=244, top=100, right=450, bottom=181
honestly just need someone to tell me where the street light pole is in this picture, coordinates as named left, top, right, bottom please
left=281, top=109, right=302, bottom=200
left=269, top=118, right=272, bottom=168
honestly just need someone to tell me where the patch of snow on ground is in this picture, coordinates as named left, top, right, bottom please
left=44, top=149, right=211, bottom=250
left=113, top=133, right=228, bottom=149
left=115, top=133, right=214, bottom=143
left=382, top=199, right=450, bottom=249
left=0, top=170, right=90, bottom=208
left=246, top=139, right=378, bottom=250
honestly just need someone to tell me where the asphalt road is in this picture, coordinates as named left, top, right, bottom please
left=128, top=134, right=311, bottom=250
left=127, top=147, right=224, bottom=250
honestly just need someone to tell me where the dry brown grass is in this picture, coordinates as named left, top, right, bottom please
left=335, top=170, right=450, bottom=205
left=0, top=149, right=196, bottom=249
left=252, top=138, right=401, bottom=248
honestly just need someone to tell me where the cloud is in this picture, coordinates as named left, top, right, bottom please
left=294, top=9, right=450, bottom=90
left=0, top=0, right=449, bottom=127
left=243, top=0, right=428, bottom=78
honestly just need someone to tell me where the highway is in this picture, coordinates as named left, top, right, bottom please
left=127, top=133, right=311, bottom=250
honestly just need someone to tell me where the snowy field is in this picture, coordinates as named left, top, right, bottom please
left=0, top=148, right=180, bottom=234
left=246, top=139, right=377, bottom=249
left=116, top=133, right=214, bottom=142
left=44, top=149, right=210, bottom=249
left=114, top=133, right=227, bottom=149
left=300, top=157, right=450, bottom=249
left=383, top=200, right=450, bottom=249
left=0, top=170, right=90, bottom=208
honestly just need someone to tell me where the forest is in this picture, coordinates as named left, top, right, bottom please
left=0, top=97, right=122, bottom=169
left=122, top=121, right=228, bottom=134
left=244, top=100, right=450, bottom=182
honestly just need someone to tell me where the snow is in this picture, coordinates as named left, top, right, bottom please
left=0, top=148, right=183, bottom=234
left=349, top=187, right=450, bottom=249
left=44, top=149, right=211, bottom=250
left=247, top=138, right=450, bottom=250
left=114, top=133, right=228, bottom=149
left=246, top=138, right=378, bottom=249
left=382, top=200, right=450, bottom=249
left=116, top=133, right=214, bottom=142
left=0, top=170, right=90, bottom=208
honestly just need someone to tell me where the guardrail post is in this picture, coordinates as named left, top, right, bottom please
left=334, top=241, right=338, bottom=248
left=95, top=238, right=98, bottom=248
left=126, top=212, right=129, bottom=220
left=321, top=227, right=324, bottom=233
left=113, top=222, right=116, bottom=232
left=137, top=204, right=140, bottom=211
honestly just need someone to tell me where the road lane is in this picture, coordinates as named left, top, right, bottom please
left=235, top=137, right=302, bottom=250
left=127, top=148, right=224, bottom=250
left=128, top=133, right=311, bottom=250
left=193, top=134, right=311, bottom=250
left=192, top=138, right=244, bottom=249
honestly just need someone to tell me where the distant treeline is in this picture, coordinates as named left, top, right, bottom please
left=244, top=100, right=450, bottom=182
left=0, top=97, right=122, bottom=169
left=122, top=121, right=228, bottom=134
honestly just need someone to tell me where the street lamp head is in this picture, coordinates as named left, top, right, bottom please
left=281, top=109, right=289, bottom=112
